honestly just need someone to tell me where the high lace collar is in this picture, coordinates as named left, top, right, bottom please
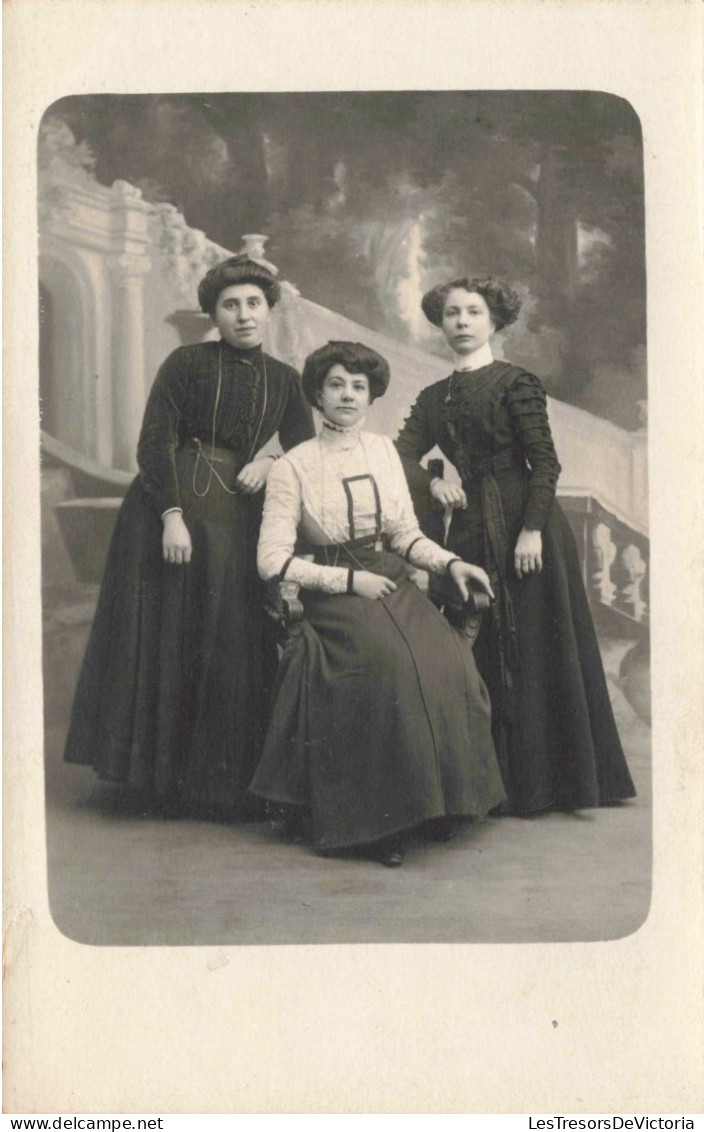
left=319, top=418, right=365, bottom=449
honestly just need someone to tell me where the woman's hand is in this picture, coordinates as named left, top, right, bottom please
left=352, top=571, right=398, bottom=600
left=235, top=456, right=275, bottom=495
left=448, top=561, right=495, bottom=603
left=514, top=528, right=542, bottom=578
left=162, top=511, right=192, bottom=565
left=430, top=478, right=467, bottom=509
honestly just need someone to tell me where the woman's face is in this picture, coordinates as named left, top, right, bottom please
left=441, top=288, right=495, bottom=356
left=213, top=283, right=270, bottom=349
left=317, top=364, right=371, bottom=428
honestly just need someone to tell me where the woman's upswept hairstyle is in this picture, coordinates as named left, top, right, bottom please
left=301, top=341, right=391, bottom=407
left=197, top=254, right=282, bottom=316
left=421, top=277, right=522, bottom=332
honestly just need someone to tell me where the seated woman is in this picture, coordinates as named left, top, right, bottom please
left=250, top=341, right=506, bottom=866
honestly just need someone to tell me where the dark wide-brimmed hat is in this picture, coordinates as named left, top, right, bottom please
left=301, top=341, right=391, bottom=406
left=421, top=276, right=522, bottom=331
left=197, top=254, right=282, bottom=315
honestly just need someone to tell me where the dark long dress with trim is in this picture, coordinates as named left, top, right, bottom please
left=250, top=429, right=506, bottom=849
left=63, top=339, right=315, bottom=814
left=396, top=361, right=636, bottom=815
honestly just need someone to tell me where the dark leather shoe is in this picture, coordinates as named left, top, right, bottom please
left=373, top=835, right=405, bottom=867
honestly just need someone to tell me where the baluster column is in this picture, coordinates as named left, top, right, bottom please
left=613, top=543, right=648, bottom=622
left=587, top=520, right=617, bottom=606
left=107, top=253, right=151, bottom=471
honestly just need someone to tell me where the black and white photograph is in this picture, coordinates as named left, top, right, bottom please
left=39, top=89, right=650, bottom=947
left=5, top=0, right=703, bottom=1116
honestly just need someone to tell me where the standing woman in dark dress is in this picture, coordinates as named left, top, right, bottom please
left=396, top=278, right=636, bottom=815
left=64, top=255, right=315, bottom=817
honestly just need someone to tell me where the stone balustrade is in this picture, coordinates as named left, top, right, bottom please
left=37, top=126, right=649, bottom=636
left=559, top=495, right=649, bottom=634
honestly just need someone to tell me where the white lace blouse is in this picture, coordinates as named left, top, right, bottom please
left=257, top=422, right=458, bottom=593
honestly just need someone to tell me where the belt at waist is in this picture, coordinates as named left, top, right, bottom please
left=307, top=535, right=387, bottom=566
left=181, top=437, right=245, bottom=466
left=459, top=449, right=523, bottom=484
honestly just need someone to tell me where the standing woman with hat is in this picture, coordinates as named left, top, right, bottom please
left=251, top=340, right=506, bottom=866
left=64, top=255, right=315, bottom=817
left=395, top=278, right=636, bottom=816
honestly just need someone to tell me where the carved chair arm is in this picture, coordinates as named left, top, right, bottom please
left=263, top=578, right=306, bottom=648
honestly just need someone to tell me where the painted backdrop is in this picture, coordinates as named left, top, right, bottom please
left=45, top=91, right=646, bottom=430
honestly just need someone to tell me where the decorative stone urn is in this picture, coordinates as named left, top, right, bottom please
left=240, top=234, right=279, bottom=275
left=165, top=310, right=215, bottom=346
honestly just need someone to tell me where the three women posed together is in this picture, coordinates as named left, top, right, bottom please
left=65, top=255, right=635, bottom=868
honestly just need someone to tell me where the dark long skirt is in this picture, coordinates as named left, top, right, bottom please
left=249, top=548, right=506, bottom=849
left=63, top=445, right=278, bottom=815
left=445, top=467, right=636, bottom=815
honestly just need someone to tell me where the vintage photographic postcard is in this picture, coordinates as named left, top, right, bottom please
left=4, top=0, right=703, bottom=1115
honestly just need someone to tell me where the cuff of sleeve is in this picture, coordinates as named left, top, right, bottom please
left=161, top=507, right=183, bottom=520
left=522, top=487, right=555, bottom=530
left=405, top=538, right=459, bottom=576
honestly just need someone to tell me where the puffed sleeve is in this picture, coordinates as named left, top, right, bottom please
left=277, top=368, right=315, bottom=452
left=505, top=371, right=562, bottom=531
left=136, top=347, right=191, bottom=517
left=257, top=459, right=351, bottom=594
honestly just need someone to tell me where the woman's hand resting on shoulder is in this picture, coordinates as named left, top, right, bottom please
left=352, top=571, right=398, bottom=601
left=430, top=478, right=467, bottom=509
left=162, top=511, right=192, bottom=565
left=235, top=456, right=275, bottom=495
left=448, top=561, right=494, bottom=603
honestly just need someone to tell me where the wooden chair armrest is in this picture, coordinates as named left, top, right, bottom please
left=281, top=591, right=305, bottom=627
left=263, top=579, right=306, bottom=647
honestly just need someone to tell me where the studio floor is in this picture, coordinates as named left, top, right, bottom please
left=43, top=592, right=652, bottom=947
